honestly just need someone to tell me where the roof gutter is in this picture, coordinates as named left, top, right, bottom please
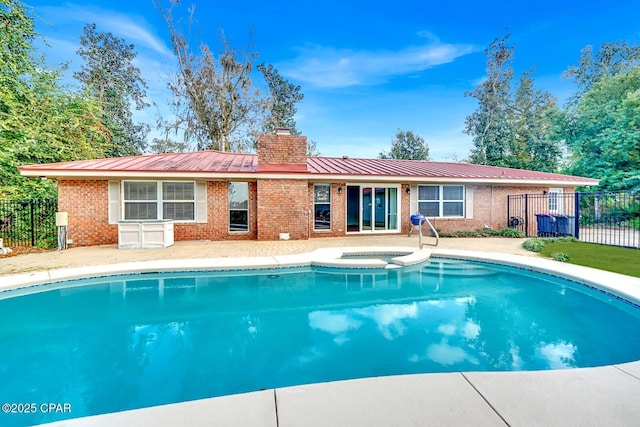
left=18, top=168, right=599, bottom=187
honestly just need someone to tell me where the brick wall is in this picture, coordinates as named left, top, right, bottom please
left=427, top=184, right=550, bottom=233
left=58, top=177, right=565, bottom=246
left=309, top=182, right=345, bottom=237
left=257, top=179, right=310, bottom=240
left=58, top=180, right=117, bottom=247
left=400, top=184, right=412, bottom=235
left=173, top=181, right=257, bottom=241
left=58, top=179, right=258, bottom=247
left=258, top=134, right=307, bottom=165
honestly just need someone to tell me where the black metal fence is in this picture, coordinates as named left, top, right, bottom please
left=507, top=191, right=640, bottom=249
left=0, top=199, right=58, bottom=248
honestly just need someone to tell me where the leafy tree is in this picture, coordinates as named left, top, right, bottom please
left=379, top=130, right=430, bottom=160
left=1, top=0, right=109, bottom=199
left=307, top=138, right=320, bottom=156
left=563, top=67, right=640, bottom=190
left=0, top=0, right=36, bottom=82
left=563, top=41, right=640, bottom=101
left=562, top=41, right=640, bottom=190
left=74, top=23, right=149, bottom=156
left=464, top=34, right=561, bottom=171
left=257, top=63, right=304, bottom=136
left=155, top=0, right=264, bottom=152
left=510, top=69, right=562, bottom=172
left=148, top=136, right=189, bottom=154
left=464, top=34, right=514, bottom=166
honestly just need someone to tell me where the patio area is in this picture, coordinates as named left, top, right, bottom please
left=0, top=235, right=532, bottom=276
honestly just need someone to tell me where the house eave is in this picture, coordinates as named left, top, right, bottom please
left=18, top=168, right=599, bottom=187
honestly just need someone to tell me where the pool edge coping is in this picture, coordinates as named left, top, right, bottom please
left=0, top=246, right=432, bottom=293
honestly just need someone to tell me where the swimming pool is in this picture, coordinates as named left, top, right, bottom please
left=1, top=256, right=640, bottom=425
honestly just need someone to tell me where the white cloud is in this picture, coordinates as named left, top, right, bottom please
left=354, top=302, right=419, bottom=340
left=435, top=321, right=480, bottom=339
left=308, top=311, right=362, bottom=335
left=99, top=16, right=173, bottom=58
left=411, top=338, right=480, bottom=366
left=438, top=323, right=457, bottom=335
left=427, top=341, right=469, bottom=365
left=279, top=37, right=478, bottom=88
left=461, top=321, right=481, bottom=340
left=36, top=3, right=173, bottom=58
left=537, top=341, right=577, bottom=369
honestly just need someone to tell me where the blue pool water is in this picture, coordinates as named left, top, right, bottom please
left=1, top=258, right=640, bottom=425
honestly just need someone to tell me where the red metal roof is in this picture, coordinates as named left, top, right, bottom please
left=19, top=151, right=258, bottom=173
left=306, top=156, right=598, bottom=182
left=18, top=150, right=599, bottom=184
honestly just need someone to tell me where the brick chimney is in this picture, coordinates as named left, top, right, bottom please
left=256, top=128, right=310, bottom=241
left=257, top=128, right=308, bottom=172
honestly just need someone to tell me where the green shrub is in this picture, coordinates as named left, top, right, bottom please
left=523, top=237, right=578, bottom=253
left=551, top=252, right=570, bottom=262
left=495, top=227, right=525, bottom=238
left=438, top=227, right=525, bottom=238
left=523, top=238, right=546, bottom=252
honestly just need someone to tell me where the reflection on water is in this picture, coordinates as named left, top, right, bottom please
left=1, top=260, right=640, bottom=425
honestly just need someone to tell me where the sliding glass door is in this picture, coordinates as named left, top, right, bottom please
left=346, top=184, right=400, bottom=233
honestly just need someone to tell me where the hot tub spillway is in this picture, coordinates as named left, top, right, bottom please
left=309, top=247, right=432, bottom=269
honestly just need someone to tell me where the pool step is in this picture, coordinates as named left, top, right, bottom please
left=421, top=261, right=499, bottom=277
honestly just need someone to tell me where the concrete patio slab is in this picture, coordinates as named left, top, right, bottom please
left=616, top=360, right=640, bottom=378
left=42, top=390, right=277, bottom=427
left=275, top=373, right=506, bottom=427
left=464, top=366, right=640, bottom=426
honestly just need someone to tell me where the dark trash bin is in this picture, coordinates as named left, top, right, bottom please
left=566, top=216, right=575, bottom=237
left=536, top=214, right=555, bottom=237
left=555, top=215, right=568, bottom=236
left=554, top=215, right=575, bottom=236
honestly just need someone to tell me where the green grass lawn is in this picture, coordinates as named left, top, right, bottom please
left=537, top=240, right=640, bottom=277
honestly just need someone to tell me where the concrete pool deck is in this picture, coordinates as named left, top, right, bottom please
left=0, top=235, right=530, bottom=276
left=2, top=236, right=640, bottom=426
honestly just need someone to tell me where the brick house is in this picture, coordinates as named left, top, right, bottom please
left=19, top=130, right=598, bottom=247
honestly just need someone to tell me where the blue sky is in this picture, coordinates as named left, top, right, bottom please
left=25, top=0, right=640, bottom=160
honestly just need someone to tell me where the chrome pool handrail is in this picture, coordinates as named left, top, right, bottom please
left=409, top=215, right=439, bottom=248
left=420, top=217, right=439, bottom=248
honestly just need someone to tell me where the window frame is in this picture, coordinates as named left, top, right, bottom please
left=228, top=181, right=249, bottom=233
left=548, top=188, right=564, bottom=214
left=345, top=183, right=401, bottom=234
left=417, top=184, right=465, bottom=218
left=313, top=183, right=332, bottom=231
left=122, top=180, right=196, bottom=222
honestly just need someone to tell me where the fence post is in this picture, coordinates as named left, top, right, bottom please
left=574, top=192, right=580, bottom=240
left=30, top=200, right=36, bottom=246
left=524, top=194, right=529, bottom=237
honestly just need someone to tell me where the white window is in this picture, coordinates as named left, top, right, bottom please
left=314, top=184, right=331, bottom=230
left=229, top=182, right=249, bottom=232
left=549, top=188, right=563, bottom=214
left=123, top=181, right=195, bottom=221
left=418, top=185, right=465, bottom=217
